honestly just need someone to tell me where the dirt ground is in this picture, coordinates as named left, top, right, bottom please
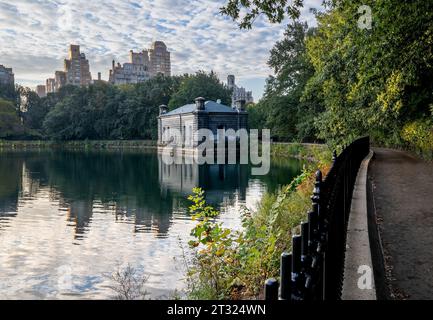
left=368, top=148, right=433, bottom=300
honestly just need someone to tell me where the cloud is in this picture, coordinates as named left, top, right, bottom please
left=0, top=0, right=320, bottom=100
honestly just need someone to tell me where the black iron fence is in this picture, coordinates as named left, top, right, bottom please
left=264, top=137, right=370, bottom=301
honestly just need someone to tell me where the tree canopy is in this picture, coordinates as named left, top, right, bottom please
left=0, top=71, right=231, bottom=141
left=225, top=0, right=433, bottom=151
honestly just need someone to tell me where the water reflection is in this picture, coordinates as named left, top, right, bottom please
left=0, top=150, right=302, bottom=299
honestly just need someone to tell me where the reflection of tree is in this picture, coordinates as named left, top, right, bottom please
left=0, top=153, right=23, bottom=222
left=0, top=150, right=303, bottom=239
left=22, top=150, right=175, bottom=238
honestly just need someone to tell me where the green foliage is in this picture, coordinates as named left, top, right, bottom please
left=221, top=0, right=303, bottom=29
left=168, top=71, right=231, bottom=109
left=223, top=1, right=433, bottom=154
left=186, top=188, right=236, bottom=300
left=0, top=83, right=18, bottom=103
left=43, top=76, right=180, bottom=140
left=304, top=1, right=433, bottom=150
left=250, top=22, right=320, bottom=142
left=186, top=149, right=332, bottom=299
left=1, top=72, right=230, bottom=141
left=0, top=98, right=32, bottom=139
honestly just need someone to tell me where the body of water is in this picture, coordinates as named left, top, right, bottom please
left=0, top=150, right=303, bottom=299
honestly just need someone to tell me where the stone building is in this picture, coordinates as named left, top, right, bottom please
left=46, top=78, right=56, bottom=94
left=45, top=45, right=92, bottom=93
left=64, top=45, right=92, bottom=86
left=109, top=41, right=170, bottom=85
left=36, top=85, right=46, bottom=98
left=149, top=41, right=171, bottom=77
left=55, top=71, right=67, bottom=91
left=227, top=75, right=254, bottom=107
left=157, top=97, right=248, bottom=150
left=0, top=65, right=14, bottom=86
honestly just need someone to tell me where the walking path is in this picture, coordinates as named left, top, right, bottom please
left=368, top=148, right=433, bottom=299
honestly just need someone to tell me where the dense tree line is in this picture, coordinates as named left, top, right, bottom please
left=232, top=0, right=433, bottom=151
left=0, top=71, right=231, bottom=141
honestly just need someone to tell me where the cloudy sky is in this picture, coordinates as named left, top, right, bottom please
left=0, top=0, right=321, bottom=100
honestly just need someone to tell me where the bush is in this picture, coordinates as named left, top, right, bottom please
left=401, top=119, right=433, bottom=159
left=185, top=150, right=332, bottom=299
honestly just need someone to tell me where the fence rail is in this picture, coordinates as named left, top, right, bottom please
left=265, top=137, right=370, bottom=301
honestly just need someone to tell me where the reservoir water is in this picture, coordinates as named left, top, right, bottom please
left=0, top=150, right=302, bottom=299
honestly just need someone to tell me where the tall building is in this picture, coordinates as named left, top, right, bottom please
left=46, top=78, right=56, bottom=94
left=109, top=41, right=170, bottom=85
left=0, top=65, right=14, bottom=86
left=227, top=75, right=254, bottom=107
left=45, top=45, right=92, bottom=93
left=36, top=85, right=46, bottom=98
left=149, top=41, right=171, bottom=77
left=55, top=71, right=67, bottom=91
left=64, top=45, right=92, bottom=86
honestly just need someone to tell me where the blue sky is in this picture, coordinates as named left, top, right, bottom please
left=0, top=0, right=321, bottom=101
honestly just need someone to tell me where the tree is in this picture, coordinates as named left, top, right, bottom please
left=304, top=0, right=433, bottom=147
left=20, top=87, right=49, bottom=130
left=221, top=0, right=303, bottom=29
left=251, top=21, right=319, bottom=141
left=0, top=98, right=27, bottom=139
left=168, top=71, right=232, bottom=109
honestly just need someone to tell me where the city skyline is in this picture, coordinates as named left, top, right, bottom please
left=0, top=0, right=320, bottom=100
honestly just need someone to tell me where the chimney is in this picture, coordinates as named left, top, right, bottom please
left=98, top=72, right=101, bottom=81
left=159, top=104, right=168, bottom=115
left=112, top=60, right=115, bottom=70
left=195, top=97, right=205, bottom=111
left=235, top=99, right=246, bottom=112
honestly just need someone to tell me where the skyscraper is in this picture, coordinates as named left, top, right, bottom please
left=149, top=41, right=171, bottom=77
left=36, top=85, right=46, bottom=98
left=64, top=45, right=92, bottom=86
left=227, top=75, right=254, bottom=107
left=46, top=78, right=56, bottom=94
left=0, top=65, right=14, bottom=86
left=109, top=41, right=171, bottom=85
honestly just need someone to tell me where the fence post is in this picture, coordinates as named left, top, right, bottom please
left=280, top=252, right=292, bottom=300
left=291, top=235, right=302, bottom=299
left=265, top=278, right=279, bottom=301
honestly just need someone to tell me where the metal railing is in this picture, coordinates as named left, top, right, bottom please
left=264, top=137, right=370, bottom=301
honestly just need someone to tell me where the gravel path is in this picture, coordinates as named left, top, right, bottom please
left=368, top=148, right=433, bottom=300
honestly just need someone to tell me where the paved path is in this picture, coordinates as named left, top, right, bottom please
left=369, top=148, right=433, bottom=299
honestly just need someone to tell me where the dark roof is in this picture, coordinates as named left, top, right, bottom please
left=163, top=101, right=238, bottom=116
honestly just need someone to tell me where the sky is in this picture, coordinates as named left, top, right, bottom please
left=0, top=0, right=321, bottom=101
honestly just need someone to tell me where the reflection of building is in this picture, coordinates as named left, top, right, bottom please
left=227, top=75, right=254, bottom=107
left=158, top=97, right=248, bottom=150
left=158, top=155, right=248, bottom=203
left=0, top=65, right=14, bottom=86
left=109, top=41, right=170, bottom=85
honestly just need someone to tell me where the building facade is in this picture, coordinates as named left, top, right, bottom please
left=46, top=78, right=56, bottom=94
left=0, top=65, right=14, bottom=86
left=36, top=85, right=46, bottom=98
left=64, top=45, right=92, bottom=86
left=109, top=41, right=170, bottom=85
left=149, top=41, right=171, bottom=77
left=157, top=97, right=248, bottom=150
left=55, top=71, right=67, bottom=91
left=227, top=75, right=254, bottom=107
left=45, top=45, right=92, bottom=93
